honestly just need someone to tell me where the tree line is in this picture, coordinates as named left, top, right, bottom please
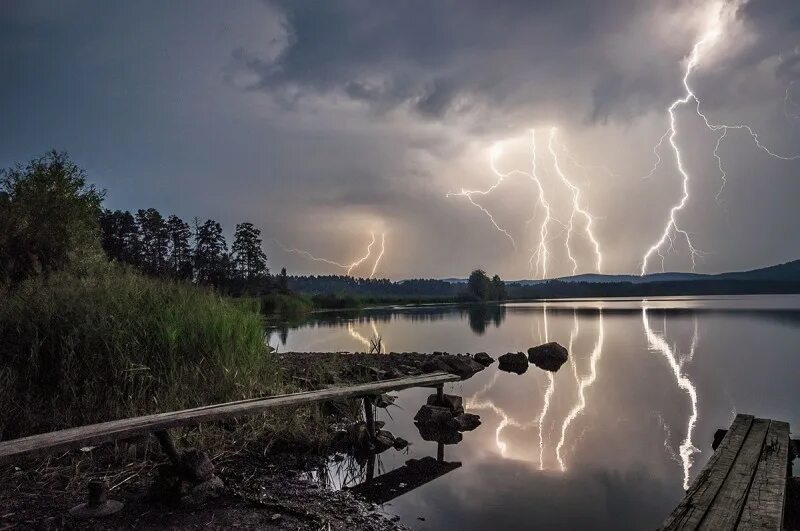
left=99, top=208, right=282, bottom=294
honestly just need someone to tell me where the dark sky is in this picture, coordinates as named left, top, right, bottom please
left=3, top=0, right=800, bottom=279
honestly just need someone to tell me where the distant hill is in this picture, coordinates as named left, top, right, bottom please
left=444, top=260, right=800, bottom=286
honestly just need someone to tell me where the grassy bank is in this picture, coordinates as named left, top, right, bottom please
left=0, top=265, right=339, bottom=444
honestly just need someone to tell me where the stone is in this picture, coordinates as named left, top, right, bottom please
left=374, top=394, right=397, bottom=409
left=393, top=437, right=410, bottom=450
left=185, top=475, right=224, bottom=505
left=413, top=404, right=458, bottom=429
left=454, top=413, right=481, bottom=431
left=527, top=342, right=568, bottom=372
left=180, top=449, right=214, bottom=482
left=473, top=352, right=494, bottom=366
left=426, top=393, right=464, bottom=415
left=498, top=352, right=528, bottom=374
left=416, top=424, right=463, bottom=445
left=373, top=429, right=396, bottom=452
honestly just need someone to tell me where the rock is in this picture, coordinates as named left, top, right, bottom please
left=473, top=352, right=494, bottom=366
left=185, top=475, right=224, bottom=505
left=413, top=404, right=458, bottom=429
left=527, top=342, right=568, bottom=372
left=454, top=413, right=481, bottom=431
left=422, top=354, right=483, bottom=379
left=442, top=355, right=484, bottom=379
left=426, top=393, right=464, bottom=415
left=416, top=424, right=463, bottom=445
left=712, top=429, right=728, bottom=451
left=498, top=352, right=528, bottom=374
left=180, top=449, right=214, bottom=482
left=421, top=356, right=452, bottom=374
left=393, top=437, right=410, bottom=450
left=373, top=430, right=396, bottom=452
left=374, top=394, right=397, bottom=409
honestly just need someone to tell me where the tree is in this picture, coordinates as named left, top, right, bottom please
left=166, top=215, right=193, bottom=279
left=99, top=209, right=141, bottom=266
left=136, top=208, right=170, bottom=276
left=0, top=151, right=104, bottom=283
left=277, top=267, right=289, bottom=293
left=491, top=274, right=507, bottom=300
left=193, top=218, right=229, bottom=286
left=467, top=269, right=492, bottom=300
left=231, top=222, right=268, bottom=282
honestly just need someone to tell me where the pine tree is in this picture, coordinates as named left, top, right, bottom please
left=231, top=222, right=268, bottom=281
left=193, top=218, right=229, bottom=286
left=99, top=209, right=141, bottom=266
left=166, top=214, right=193, bottom=279
left=136, top=208, right=169, bottom=276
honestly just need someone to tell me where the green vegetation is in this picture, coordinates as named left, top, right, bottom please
left=0, top=265, right=283, bottom=439
left=0, top=151, right=104, bottom=284
left=0, top=152, right=343, bottom=448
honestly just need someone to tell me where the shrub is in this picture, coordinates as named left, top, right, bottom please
left=0, top=266, right=281, bottom=439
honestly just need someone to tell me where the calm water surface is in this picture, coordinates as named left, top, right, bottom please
left=271, top=295, right=800, bottom=530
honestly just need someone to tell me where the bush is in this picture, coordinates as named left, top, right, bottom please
left=261, top=292, right=313, bottom=317
left=0, top=265, right=283, bottom=439
left=0, top=151, right=104, bottom=284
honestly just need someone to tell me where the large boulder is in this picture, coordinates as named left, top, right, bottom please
left=414, top=404, right=458, bottom=429
left=473, top=352, right=494, bottom=366
left=422, top=354, right=484, bottom=379
left=498, top=352, right=528, bottom=374
left=426, top=393, right=464, bottom=415
left=416, top=424, right=463, bottom=445
left=454, top=413, right=481, bottom=431
left=527, top=342, right=568, bottom=372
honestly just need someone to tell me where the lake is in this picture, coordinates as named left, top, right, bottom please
left=270, top=295, right=800, bottom=530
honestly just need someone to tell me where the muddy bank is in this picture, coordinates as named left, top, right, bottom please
left=0, top=350, right=492, bottom=530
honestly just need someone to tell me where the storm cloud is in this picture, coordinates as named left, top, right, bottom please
left=2, top=0, right=800, bottom=279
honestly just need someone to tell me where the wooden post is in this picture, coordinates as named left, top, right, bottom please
left=363, top=396, right=375, bottom=438
left=436, top=384, right=444, bottom=405
left=153, top=429, right=180, bottom=465
left=437, top=441, right=444, bottom=463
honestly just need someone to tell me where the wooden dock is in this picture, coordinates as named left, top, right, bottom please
left=662, top=414, right=791, bottom=530
left=0, top=372, right=459, bottom=463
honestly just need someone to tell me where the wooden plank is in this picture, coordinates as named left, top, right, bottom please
left=737, top=420, right=790, bottom=530
left=0, top=372, right=459, bottom=463
left=662, top=414, right=754, bottom=530
left=698, top=418, right=770, bottom=530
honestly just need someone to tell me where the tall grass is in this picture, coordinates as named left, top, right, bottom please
left=0, top=265, right=286, bottom=440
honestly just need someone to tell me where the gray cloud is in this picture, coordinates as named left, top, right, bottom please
left=2, top=0, right=800, bottom=279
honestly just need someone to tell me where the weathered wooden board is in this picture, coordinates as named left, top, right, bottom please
left=662, top=414, right=753, bottom=530
left=0, top=372, right=459, bottom=463
left=698, top=418, right=770, bottom=529
left=662, top=414, right=790, bottom=531
left=737, top=420, right=790, bottom=530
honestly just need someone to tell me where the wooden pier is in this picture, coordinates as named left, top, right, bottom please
left=662, top=414, right=791, bottom=530
left=0, top=372, right=459, bottom=463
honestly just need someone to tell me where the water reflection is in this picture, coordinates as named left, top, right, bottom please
left=276, top=296, right=800, bottom=529
left=642, top=306, right=699, bottom=490
left=556, top=310, right=604, bottom=471
left=466, top=304, right=506, bottom=335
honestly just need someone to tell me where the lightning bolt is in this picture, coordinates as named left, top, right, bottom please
left=548, top=128, right=603, bottom=275
left=555, top=310, right=605, bottom=472
left=275, top=231, right=387, bottom=277
left=446, top=143, right=520, bottom=249
left=642, top=306, right=699, bottom=490
left=347, top=320, right=386, bottom=353
left=369, top=232, right=386, bottom=279
left=466, top=371, right=538, bottom=458
left=642, top=3, right=799, bottom=275
left=528, top=130, right=556, bottom=279
left=535, top=303, right=553, bottom=469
